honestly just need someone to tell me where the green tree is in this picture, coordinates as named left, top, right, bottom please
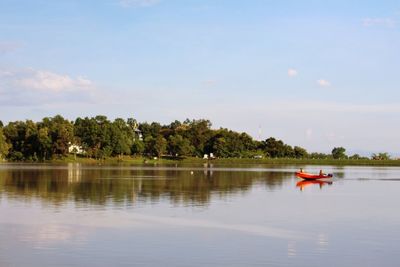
left=127, top=118, right=138, bottom=130
left=40, top=115, right=74, bottom=158
left=0, top=128, right=10, bottom=160
left=294, top=146, right=308, bottom=159
left=144, top=136, right=167, bottom=157
left=349, top=153, right=361, bottom=160
left=205, top=129, right=258, bottom=158
left=332, top=147, right=347, bottom=159
left=184, top=119, right=212, bottom=157
left=212, top=137, right=229, bottom=157
left=110, top=118, right=133, bottom=156
left=131, top=139, right=145, bottom=155
left=3, top=120, right=38, bottom=160
left=372, top=152, right=390, bottom=160
left=262, top=137, right=287, bottom=158
left=74, top=116, right=113, bottom=158
left=37, top=127, right=52, bottom=159
left=139, top=122, right=161, bottom=139
left=110, top=127, right=131, bottom=156
left=168, top=134, right=193, bottom=157
left=309, top=152, right=330, bottom=159
left=154, top=136, right=167, bottom=157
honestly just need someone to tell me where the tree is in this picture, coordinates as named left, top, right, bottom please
left=154, top=136, right=167, bottom=157
left=139, top=122, right=161, bottom=139
left=131, top=139, right=145, bottom=155
left=349, top=154, right=361, bottom=160
left=110, top=118, right=133, bottom=156
left=309, top=152, right=330, bottom=159
left=294, top=146, right=308, bottom=159
left=184, top=119, right=212, bottom=157
left=212, top=137, right=229, bottom=157
left=261, top=137, right=291, bottom=158
left=168, top=134, right=193, bottom=157
left=144, top=136, right=167, bottom=157
left=110, top=127, right=131, bottom=156
left=204, top=128, right=258, bottom=158
left=39, top=115, right=74, bottom=158
left=0, top=128, right=10, bottom=160
left=127, top=118, right=138, bottom=130
left=372, top=152, right=390, bottom=160
left=332, top=147, right=347, bottom=159
left=3, top=120, right=38, bottom=160
left=37, top=127, right=52, bottom=160
left=74, top=116, right=113, bottom=158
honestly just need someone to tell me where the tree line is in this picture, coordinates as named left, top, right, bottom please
left=0, top=115, right=388, bottom=161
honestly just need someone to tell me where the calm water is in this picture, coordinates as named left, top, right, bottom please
left=1, top=163, right=400, bottom=267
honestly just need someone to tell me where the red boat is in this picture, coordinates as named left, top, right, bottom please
left=295, top=171, right=333, bottom=180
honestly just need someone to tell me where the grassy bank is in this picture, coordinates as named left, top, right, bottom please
left=205, top=158, right=400, bottom=166
left=2, top=155, right=399, bottom=166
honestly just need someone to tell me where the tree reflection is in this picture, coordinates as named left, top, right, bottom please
left=0, top=165, right=292, bottom=206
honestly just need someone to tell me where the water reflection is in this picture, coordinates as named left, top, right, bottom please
left=296, top=180, right=333, bottom=191
left=0, top=164, right=292, bottom=206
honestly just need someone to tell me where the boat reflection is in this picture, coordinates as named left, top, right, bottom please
left=296, top=180, right=333, bottom=191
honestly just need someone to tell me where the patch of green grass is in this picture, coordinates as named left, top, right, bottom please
left=26, top=155, right=400, bottom=166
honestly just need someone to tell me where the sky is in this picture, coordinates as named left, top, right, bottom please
left=0, top=0, right=399, bottom=155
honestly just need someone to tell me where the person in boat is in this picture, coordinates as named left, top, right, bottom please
left=300, top=168, right=303, bottom=173
left=319, top=170, right=324, bottom=176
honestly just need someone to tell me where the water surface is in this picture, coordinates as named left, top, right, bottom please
left=1, top=163, right=399, bottom=266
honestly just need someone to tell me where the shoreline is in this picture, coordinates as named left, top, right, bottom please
left=1, top=156, right=400, bottom=167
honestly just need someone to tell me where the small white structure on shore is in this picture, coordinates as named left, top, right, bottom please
left=68, top=143, right=85, bottom=155
left=203, top=153, right=215, bottom=159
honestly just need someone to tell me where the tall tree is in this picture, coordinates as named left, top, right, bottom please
left=144, top=135, right=167, bottom=157
left=0, top=127, right=10, bottom=160
left=184, top=119, right=212, bottom=157
left=110, top=118, right=132, bottom=156
left=74, top=116, right=112, bottom=158
left=37, top=127, right=52, bottom=160
left=294, top=146, right=308, bottom=159
left=41, top=115, right=74, bottom=157
left=131, top=139, right=145, bottom=155
left=168, top=134, right=193, bottom=157
left=3, top=121, right=37, bottom=160
left=332, top=147, right=347, bottom=159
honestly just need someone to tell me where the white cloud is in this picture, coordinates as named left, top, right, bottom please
left=0, top=68, right=96, bottom=106
left=287, top=68, right=298, bottom=77
left=317, top=79, right=331, bottom=87
left=15, top=69, right=93, bottom=93
left=119, top=0, right=161, bottom=8
left=362, top=17, right=396, bottom=28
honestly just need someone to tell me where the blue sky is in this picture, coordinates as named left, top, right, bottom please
left=0, top=0, right=399, bottom=155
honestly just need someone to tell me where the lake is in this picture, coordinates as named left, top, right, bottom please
left=1, top=163, right=400, bottom=266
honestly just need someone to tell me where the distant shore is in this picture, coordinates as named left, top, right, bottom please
left=2, top=155, right=400, bottom=166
